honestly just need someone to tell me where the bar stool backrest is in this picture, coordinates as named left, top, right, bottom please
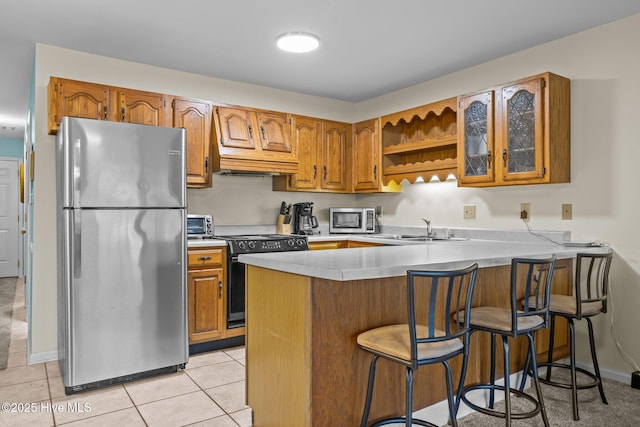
left=406, top=263, right=478, bottom=365
left=514, top=256, right=556, bottom=336
left=575, top=252, right=613, bottom=318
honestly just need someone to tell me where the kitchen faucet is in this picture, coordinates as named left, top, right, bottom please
left=421, top=218, right=432, bottom=239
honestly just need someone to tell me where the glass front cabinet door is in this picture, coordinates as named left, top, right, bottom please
left=456, top=72, right=569, bottom=187
left=500, top=78, right=544, bottom=182
left=457, top=91, right=494, bottom=184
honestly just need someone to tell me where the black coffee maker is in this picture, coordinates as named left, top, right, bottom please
left=292, top=202, right=319, bottom=235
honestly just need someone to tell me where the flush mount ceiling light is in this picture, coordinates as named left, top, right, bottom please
left=276, top=32, right=320, bottom=53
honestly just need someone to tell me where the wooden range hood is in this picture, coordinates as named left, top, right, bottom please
left=211, top=105, right=298, bottom=175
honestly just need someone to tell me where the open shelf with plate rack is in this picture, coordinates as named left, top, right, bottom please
left=380, top=97, right=458, bottom=185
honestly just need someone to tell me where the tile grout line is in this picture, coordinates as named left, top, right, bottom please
left=183, top=359, right=244, bottom=427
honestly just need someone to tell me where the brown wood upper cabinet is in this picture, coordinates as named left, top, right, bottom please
left=212, top=105, right=297, bottom=174
left=48, top=77, right=212, bottom=188
left=321, top=120, right=351, bottom=192
left=48, top=77, right=113, bottom=134
left=118, top=88, right=170, bottom=127
left=273, top=116, right=351, bottom=193
left=352, top=118, right=381, bottom=192
left=173, top=97, right=213, bottom=188
left=457, top=72, right=570, bottom=186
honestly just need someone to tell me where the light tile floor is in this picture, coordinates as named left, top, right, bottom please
left=0, top=278, right=251, bottom=427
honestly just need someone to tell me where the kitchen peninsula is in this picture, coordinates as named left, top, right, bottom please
left=240, top=237, right=610, bottom=426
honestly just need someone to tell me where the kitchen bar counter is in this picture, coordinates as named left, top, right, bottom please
left=239, top=238, right=608, bottom=281
left=242, top=238, right=610, bottom=426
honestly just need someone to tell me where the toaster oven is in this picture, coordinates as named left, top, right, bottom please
left=187, top=214, right=214, bottom=239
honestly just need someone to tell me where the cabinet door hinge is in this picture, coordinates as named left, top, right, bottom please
left=542, top=166, right=546, bottom=176
left=172, top=99, right=175, bottom=108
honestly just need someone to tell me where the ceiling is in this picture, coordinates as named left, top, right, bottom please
left=1, top=0, right=640, bottom=140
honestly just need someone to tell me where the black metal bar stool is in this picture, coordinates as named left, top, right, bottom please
left=459, top=256, right=556, bottom=427
left=520, top=251, right=613, bottom=421
left=357, top=263, right=479, bottom=427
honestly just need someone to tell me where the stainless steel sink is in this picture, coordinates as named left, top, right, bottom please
left=374, top=234, right=468, bottom=242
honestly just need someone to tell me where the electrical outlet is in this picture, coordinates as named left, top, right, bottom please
left=520, top=203, right=531, bottom=223
left=562, top=203, right=572, bottom=220
left=463, top=205, right=476, bottom=219
left=375, top=205, right=383, bottom=218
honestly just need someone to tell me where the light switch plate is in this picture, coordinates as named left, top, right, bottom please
left=562, top=203, right=572, bottom=220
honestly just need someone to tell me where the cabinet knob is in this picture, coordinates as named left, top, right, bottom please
left=197, top=256, right=212, bottom=261
left=218, top=280, right=223, bottom=299
left=260, top=125, right=266, bottom=140
left=502, top=148, right=507, bottom=168
left=487, top=150, right=492, bottom=169
left=248, top=124, right=253, bottom=140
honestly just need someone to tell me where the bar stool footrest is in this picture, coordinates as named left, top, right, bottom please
left=370, top=417, right=437, bottom=427
left=537, top=362, right=601, bottom=390
left=461, top=384, right=541, bottom=420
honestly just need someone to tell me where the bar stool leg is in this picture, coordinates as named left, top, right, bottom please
left=518, top=345, right=531, bottom=392
left=501, top=335, right=511, bottom=427
left=360, top=355, right=379, bottom=427
left=587, top=317, right=608, bottom=404
left=455, top=339, right=472, bottom=416
left=545, top=315, right=556, bottom=381
left=406, top=367, right=414, bottom=426
left=568, top=319, right=579, bottom=421
left=489, top=333, right=497, bottom=408
left=527, top=333, right=550, bottom=427
left=443, top=360, right=458, bottom=427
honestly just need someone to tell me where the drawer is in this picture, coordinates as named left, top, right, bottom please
left=188, top=248, right=224, bottom=268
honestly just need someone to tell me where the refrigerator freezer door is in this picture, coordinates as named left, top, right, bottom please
left=61, top=208, right=187, bottom=387
left=59, top=117, right=186, bottom=209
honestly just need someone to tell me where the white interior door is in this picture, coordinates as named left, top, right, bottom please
left=0, top=159, right=20, bottom=277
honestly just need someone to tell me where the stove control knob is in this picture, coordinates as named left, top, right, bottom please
left=248, top=241, right=256, bottom=249
left=287, top=239, right=295, bottom=247
left=238, top=242, right=246, bottom=250
left=296, top=239, right=305, bottom=247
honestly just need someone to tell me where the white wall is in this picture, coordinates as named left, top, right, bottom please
left=31, top=13, right=640, bottom=378
left=354, top=14, right=640, bottom=378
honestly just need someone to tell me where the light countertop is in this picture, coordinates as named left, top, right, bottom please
left=187, top=239, right=227, bottom=248
left=238, top=238, right=611, bottom=281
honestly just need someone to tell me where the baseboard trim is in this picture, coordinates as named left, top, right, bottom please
left=575, top=361, right=631, bottom=385
left=27, top=350, right=58, bottom=365
left=413, top=364, right=634, bottom=424
left=412, top=370, right=531, bottom=424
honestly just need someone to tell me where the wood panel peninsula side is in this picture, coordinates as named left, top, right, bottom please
left=242, top=240, right=610, bottom=426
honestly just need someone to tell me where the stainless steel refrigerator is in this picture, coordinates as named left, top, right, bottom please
left=56, top=117, right=188, bottom=394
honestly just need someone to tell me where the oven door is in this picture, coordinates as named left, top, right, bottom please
left=227, top=254, right=245, bottom=329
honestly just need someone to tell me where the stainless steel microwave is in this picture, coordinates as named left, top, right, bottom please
left=329, top=208, right=376, bottom=234
left=187, top=214, right=214, bottom=239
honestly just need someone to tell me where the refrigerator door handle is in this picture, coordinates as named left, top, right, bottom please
left=73, top=138, right=83, bottom=207
left=73, top=210, right=82, bottom=279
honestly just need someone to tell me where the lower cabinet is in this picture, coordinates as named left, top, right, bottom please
left=187, top=246, right=227, bottom=345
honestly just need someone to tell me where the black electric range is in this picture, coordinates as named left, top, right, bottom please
left=214, top=234, right=309, bottom=329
